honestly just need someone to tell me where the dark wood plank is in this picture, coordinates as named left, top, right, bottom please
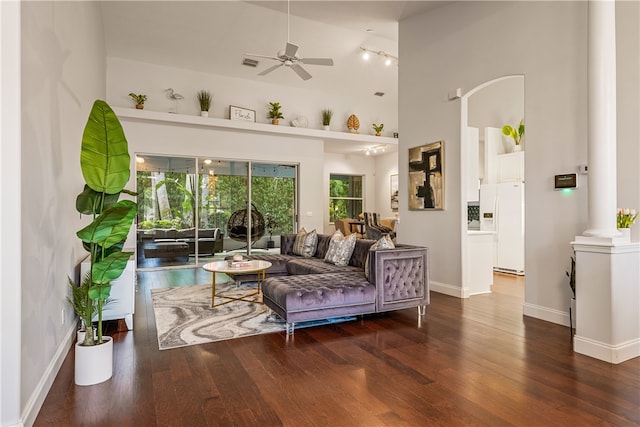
left=34, top=269, right=640, bottom=426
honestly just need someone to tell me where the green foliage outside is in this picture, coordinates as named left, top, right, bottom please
left=137, top=170, right=295, bottom=237
left=329, top=175, right=363, bottom=222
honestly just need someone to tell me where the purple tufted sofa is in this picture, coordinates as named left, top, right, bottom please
left=248, top=233, right=429, bottom=334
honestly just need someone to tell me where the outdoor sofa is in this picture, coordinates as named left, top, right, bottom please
left=140, top=228, right=224, bottom=259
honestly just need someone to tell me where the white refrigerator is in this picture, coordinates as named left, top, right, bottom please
left=480, top=182, right=525, bottom=275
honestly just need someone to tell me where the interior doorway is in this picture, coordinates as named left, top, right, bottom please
left=460, top=75, right=525, bottom=296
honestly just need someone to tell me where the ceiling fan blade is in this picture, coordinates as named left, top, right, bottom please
left=284, top=42, right=299, bottom=58
left=300, top=58, right=334, bottom=66
left=290, top=63, right=312, bottom=81
left=258, top=64, right=283, bottom=76
left=245, top=53, right=281, bottom=61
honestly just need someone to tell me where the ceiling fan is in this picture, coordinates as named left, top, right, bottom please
left=244, top=1, right=334, bottom=80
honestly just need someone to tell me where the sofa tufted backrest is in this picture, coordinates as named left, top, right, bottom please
left=350, top=238, right=375, bottom=269
left=280, top=233, right=375, bottom=269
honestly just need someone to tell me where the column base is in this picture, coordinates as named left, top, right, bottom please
left=574, top=335, right=640, bottom=364
left=571, top=240, right=640, bottom=364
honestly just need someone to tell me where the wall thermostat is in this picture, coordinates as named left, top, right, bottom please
left=555, top=173, right=578, bottom=190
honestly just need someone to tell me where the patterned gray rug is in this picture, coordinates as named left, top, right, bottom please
left=151, top=282, right=285, bottom=350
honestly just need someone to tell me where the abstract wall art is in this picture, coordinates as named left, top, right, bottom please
left=408, top=140, right=444, bottom=210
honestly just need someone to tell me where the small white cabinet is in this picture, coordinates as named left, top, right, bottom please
left=467, top=231, right=495, bottom=295
left=497, top=151, right=524, bottom=182
left=81, top=253, right=135, bottom=330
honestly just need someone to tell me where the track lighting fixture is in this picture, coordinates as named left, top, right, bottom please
left=359, top=47, right=398, bottom=66
left=363, top=144, right=387, bottom=156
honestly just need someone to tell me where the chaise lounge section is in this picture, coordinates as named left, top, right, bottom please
left=248, top=233, right=429, bottom=334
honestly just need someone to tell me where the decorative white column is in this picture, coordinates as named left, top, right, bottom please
left=582, top=0, right=619, bottom=239
left=572, top=0, right=640, bottom=364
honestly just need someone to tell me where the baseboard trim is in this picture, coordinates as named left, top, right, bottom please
left=574, top=335, right=640, bottom=364
left=430, top=281, right=465, bottom=298
left=22, top=323, right=76, bottom=427
left=523, top=302, right=569, bottom=327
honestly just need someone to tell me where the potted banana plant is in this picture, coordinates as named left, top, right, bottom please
left=71, top=99, right=137, bottom=386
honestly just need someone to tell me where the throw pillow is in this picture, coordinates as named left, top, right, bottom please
left=324, top=231, right=357, bottom=267
left=364, top=235, right=396, bottom=279
left=292, top=228, right=318, bottom=258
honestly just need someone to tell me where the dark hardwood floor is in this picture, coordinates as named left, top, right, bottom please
left=35, top=271, right=639, bottom=426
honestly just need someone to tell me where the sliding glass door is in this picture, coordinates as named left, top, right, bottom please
left=136, top=155, right=297, bottom=269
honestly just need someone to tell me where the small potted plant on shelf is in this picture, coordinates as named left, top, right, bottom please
left=321, top=109, right=333, bottom=131
left=502, top=118, right=525, bottom=151
left=129, top=93, right=147, bottom=110
left=197, top=90, right=212, bottom=117
left=373, top=123, right=384, bottom=136
left=268, top=102, right=284, bottom=125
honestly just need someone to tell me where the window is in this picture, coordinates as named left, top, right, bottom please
left=329, top=174, right=363, bottom=222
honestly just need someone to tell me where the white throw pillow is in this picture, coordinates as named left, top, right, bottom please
left=324, top=231, right=357, bottom=267
left=292, top=228, right=318, bottom=258
left=365, top=235, right=396, bottom=279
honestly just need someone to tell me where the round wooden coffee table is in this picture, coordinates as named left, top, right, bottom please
left=202, top=260, right=272, bottom=308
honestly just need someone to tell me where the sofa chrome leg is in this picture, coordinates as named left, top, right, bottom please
left=286, top=322, right=295, bottom=335
left=418, top=305, right=427, bottom=316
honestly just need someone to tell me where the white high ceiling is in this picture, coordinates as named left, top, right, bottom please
left=100, top=1, right=446, bottom=100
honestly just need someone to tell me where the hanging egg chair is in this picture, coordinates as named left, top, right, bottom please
left=227, top=203, right=266, bottom=245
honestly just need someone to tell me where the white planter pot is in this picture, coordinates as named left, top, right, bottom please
left=200, top=111, right=209, bottom=117
left=75, top=336, right=113, bottom=386
left=323, top=125, right=330, bottom=131
left=618, top=228, right=631, bottom=242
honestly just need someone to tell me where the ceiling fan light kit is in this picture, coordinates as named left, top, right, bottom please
left=244, top=0, right=334, bottom=80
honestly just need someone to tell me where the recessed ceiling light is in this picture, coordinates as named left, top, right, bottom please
left=204, top=159, right=212, bottom=164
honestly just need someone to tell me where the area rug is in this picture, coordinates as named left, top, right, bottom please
left=151, top=282, right=355, bottom=350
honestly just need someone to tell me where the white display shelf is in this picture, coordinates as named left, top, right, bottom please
left=114, top=107, right=398, bottom=147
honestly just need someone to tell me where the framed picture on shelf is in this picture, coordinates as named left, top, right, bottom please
left=390, top=174, right=399, bottom=210
left=408, top=140, right=445, bottom=210
left=229, top=105, right=256, bottom=122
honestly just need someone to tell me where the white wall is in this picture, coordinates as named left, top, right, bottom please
left=616, top=0, right=640, bottom=243
left=468, top=76, right=524, bottom=133
left=1, top=2, right=22, bottom=425
left=374, top=151, right=399, bottom=221
left=107, top=57, right=398, bottom=134
left=19, top=2, right=106, bottom=425
left=399, top=1, right=638, bottom=323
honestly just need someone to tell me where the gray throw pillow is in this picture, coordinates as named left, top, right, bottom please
left=365, top=235, right=395, bottom=279
left=324, top=231, right=357, bottom=267
left=292, top=228, right=318, bottom=258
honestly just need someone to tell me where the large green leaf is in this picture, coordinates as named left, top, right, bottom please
left=81, top=100, right=131, bottom=195
left=90, top=250, right=132, bottom=288
left=77, top=200, right=137, bottom=248
left=76, top=184, right=120, bottom=215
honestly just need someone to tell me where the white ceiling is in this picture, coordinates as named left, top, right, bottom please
left=100, top=1, right=447, bottom=155
left=100, top=1, right=445, bottom=98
